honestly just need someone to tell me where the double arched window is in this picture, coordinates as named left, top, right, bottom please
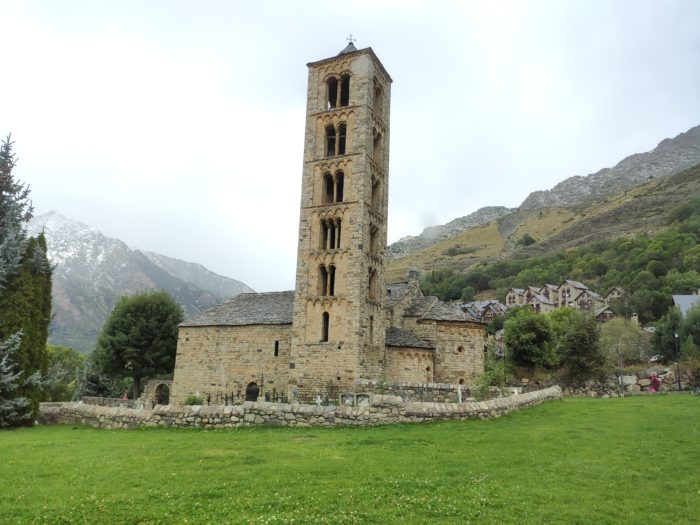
left=320, top=218, right=341, bottom=250
left=325, top=123, right=347, bottom=157
left=318, top=264, right=336, bottom=296
left=322, top=171, right=344, bottom=204
left=327, top=74, right=350, bottom=110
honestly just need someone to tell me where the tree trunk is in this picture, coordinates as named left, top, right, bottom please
left=133, top=376, right=142, bottom=399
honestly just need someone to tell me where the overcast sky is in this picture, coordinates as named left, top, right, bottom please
left=4, top=1, right=700, bottom=292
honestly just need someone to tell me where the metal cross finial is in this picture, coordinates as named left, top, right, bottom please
left=346, top=34, right=356, bottom=43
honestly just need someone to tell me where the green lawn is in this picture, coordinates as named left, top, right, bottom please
left=1, top=397, right=698, bottom=524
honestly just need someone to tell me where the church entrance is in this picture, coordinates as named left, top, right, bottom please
left=245, top=382, right=260, bottom=401
left=154, top=383, right=170, bottom=405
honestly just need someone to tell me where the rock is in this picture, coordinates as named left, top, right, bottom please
left=626, top=384, right=641, bottom=392
left=638, top=379, right=651, bottom=387
left=621, top=375, right=638, bottom=385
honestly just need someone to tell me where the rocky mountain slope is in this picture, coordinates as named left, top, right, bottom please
left=28, top=212, right=253, bottom=353
left=520, top=125, right=700, bottom=210
left=387, top=124, right=700, bottom=268
left=387, top=124, right=700, bottom=283
left=388, top=206, right=513, bottom=260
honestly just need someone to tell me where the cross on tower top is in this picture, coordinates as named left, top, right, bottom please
left=346, top=34, right=356, bottom=43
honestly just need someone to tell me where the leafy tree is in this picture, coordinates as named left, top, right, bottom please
left=44, top=345, right=85, bottom=401
left=599, top=317, right=650, bottom=367
left=680, top=302, right=700, bottom=358
left=560, top=314, right=605, bottom=383
left=0, top=333, right=41, bottom=427
left=549, top=307, right=579, bottom=360
left=517, top=233, right=536, bottom=247
left=94, top=291, right=183, bottom=397
left=653, top=307, right=682, bottom=361
left=503, top=308, right=556, bottom=371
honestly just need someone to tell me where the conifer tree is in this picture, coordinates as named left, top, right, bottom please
left=0, top=135, right=51, bottom=424
left=0, top=333, right=41, bottom=426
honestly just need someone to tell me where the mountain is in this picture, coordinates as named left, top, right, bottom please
left=27, top=212, right=254, bottom=353
left=388, top=206, right=514, bottom=260
left=386, top=125, right=700, bottom=283
left=520, top=125, right=700, bottom=210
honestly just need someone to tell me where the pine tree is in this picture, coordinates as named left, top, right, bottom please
left=0, top=134, right=51, bottom=424
left=0, top=333, right=41, bottom=427
left=0, top=135, right=32, bottom=291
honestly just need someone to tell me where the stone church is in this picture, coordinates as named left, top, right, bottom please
left=171, top=43, right=485, bottom=404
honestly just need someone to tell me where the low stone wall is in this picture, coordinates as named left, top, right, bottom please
left=38, top=386, right=563, bottom=430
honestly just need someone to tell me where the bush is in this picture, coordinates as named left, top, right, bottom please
left=183, top=395, right=204, bottom=406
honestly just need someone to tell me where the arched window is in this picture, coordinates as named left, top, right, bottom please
left=325, top=125, right=336, bottom=157
left=321, top=312, right=330, bottom=342
left=328, top=265, right=336, bottom=296
left=327, top=78, right=338, bottom=110
left=318, top=265, right=328, bottom=295
left=373, top=80, right=383, bottom=116
left=323, top=173, right=334, bottom=204
left=320, top=219, right=342, bottom=250
left=335, top=171, right=344, bottom=202
left=373, top=131, right=382, bottom=163
left=368, top=268, right=377, bottom=300
left=340, top=75, right=350, bottom=107
left=338, top=123, right=347, bottom=155
left=371, top=176, right=380, bottom=208
left=369, top=225, right=379, bottom=255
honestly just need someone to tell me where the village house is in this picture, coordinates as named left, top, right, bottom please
left=170, top=44, right=486, bottom=404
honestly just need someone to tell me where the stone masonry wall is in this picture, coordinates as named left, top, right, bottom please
left=38, top=386, right=563, bottom=430
left=171, top=324, right=292, bottom=405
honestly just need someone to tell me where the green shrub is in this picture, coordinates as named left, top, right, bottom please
left=183, top=394, right=204, bottom=405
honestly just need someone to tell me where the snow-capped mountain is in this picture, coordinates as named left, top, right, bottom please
left=28, top=211, right=254, bottom=353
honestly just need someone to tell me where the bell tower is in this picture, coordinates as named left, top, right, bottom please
left=289, top=42, right=392, bottom=400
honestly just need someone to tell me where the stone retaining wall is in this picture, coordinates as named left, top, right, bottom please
left=38, top=386, right=563, bottom=430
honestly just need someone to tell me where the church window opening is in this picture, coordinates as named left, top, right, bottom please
left=373, top=130, right=382, bottom=163
left=373, top=80, right=383, bottom=116
left=338, top=123, right=347, bottom=155
left=335, top=171, right=344, bottom=202
left=325, top=125, right=336, bottom=157
left=371, top=177, right=380, bottom=208
left=457, top=346, right=464, bottom=353
left=319, top=265, right=328, bottom=295
left=321, top=219, right=342, bottom=250
left=329, top=265, right=336, bottom=296
left=327, top=78, right=338, bottom=109
left=322, top=312, right=330, bottom=342
left=245, top=382, right=259, bottom=402
left=369, top=225, right=379, bottom=255
left=368, top=268, right=377, bottom=300
left=274, top=340, right=279, bottom=357
left=323, top=173, right=334, bottom=204
left=320, top=221, right=329, bottom=249
left=329, top=220, right=336, bottom=248
left=340, top=74, right=350, bottom=106
left=369, top=315, right=374, bottom=342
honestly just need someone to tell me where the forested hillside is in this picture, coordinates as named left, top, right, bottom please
left=421, top=192, right=700, bottom=324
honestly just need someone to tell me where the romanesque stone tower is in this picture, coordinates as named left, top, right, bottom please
left=289, top=43, right=392, bottom=400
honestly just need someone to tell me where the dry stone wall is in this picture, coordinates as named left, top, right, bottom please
left=39, top=386, right=562, bottom=430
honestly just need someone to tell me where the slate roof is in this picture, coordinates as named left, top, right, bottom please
left=528, top=293, right=556, bottom=306
left=563, top=279, right=589, bottom=290
left=181, top=291, right=295, bottom=327
left=405, top=296, right=479, bottom=322
left=672, top=294, right=700, bottom=317
left=385, top=326, right=434, bottom=349
left=386, top=283, right=412, bottom=308
left=337, top=41, right=358, bottom=56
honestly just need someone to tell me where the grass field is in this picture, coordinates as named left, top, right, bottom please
left=1, top=397, right=698, bottom=524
